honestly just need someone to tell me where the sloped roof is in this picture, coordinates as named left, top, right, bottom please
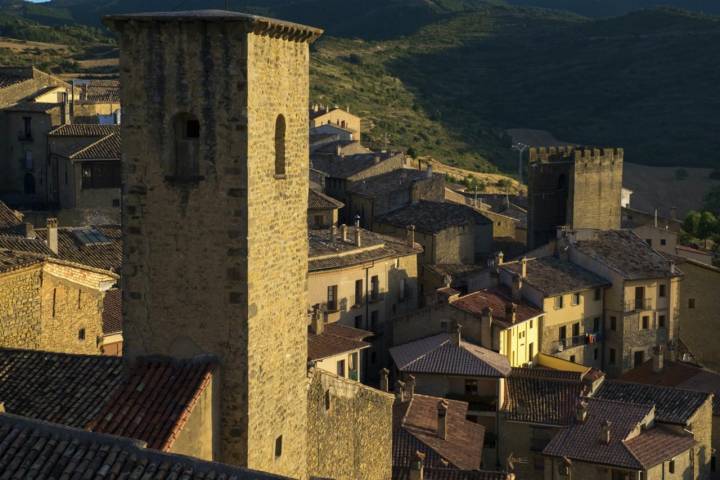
left=346, top=169, right=436, bottom=196
left=309, top=188, right=344, bottom=210
left=501, top=256, right=610, bottom=296
left=393, top=394, right=484, bottom=470
left=376, top=201, right=492, bottom=233
left=595, top=380, right=711, bottom=425
left=49, top=124, right=119, bottom=137
left=68, top=132, right=121, bottom=161
left=0, top=348, right=216, bottom=452
left=543, top=398, right=652, bottom=469
left=393, top=468, right=510, bottom=480
left=0, top=414, right=287, bottom=480
left=36, top=225, right=122, bottom=272
left=0, top=249, right=44, bottom=274
left=390, top=333, right=511, bottom=378
left=311, top=151, right=400, bottom=179
left=624, top=426, right=697, bottom=469
left=308, top=323, right=372, bottom=361
left=450, top=288, right=543, bottom=328
left=0, top=201, right=23, bottom=231
left=102, top=288, right=122, bottom=335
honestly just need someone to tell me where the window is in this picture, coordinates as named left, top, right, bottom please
left=572, top=322, right=580, bottom=337
left=634, top=350, right=645, bottom=368
left=642, top=316, right=649, bottom=329
left=24, top=151, right=33, bottom=170
left=81, top=162, right=121, bottom=189
left=669, top=460, right=675, bottom=474
left=594, top=288, right=601, bottom=301
left=354, top=279, right=363, bottom=306
left=313, top=215, right=323, bottom=227
left=371, top=310, right=379, bottom=333
left=354, top=315, right=363, bottom=329
left=689, top=298, right=696, bottom=309
left=275, top=436, right=283, bottom=458
left=570, top=355, right=576, bottom=363
left=609, top=348, right=616, bottom=365
left=22, top=116, right=32, bottom=139
left=52, top=288, right=57, bottom=317
left=529, top=342, right=534, bottom=359
left=77, top=290, right=82, bottom=309
left=571, top=293, right=580, bottom=306
left=371, top=275, right=380, bottom=300
left=24, top=173, right=35, bottom=194
left=593, top=317, right=600, bottom=332
left=465, top=379, right=479, bottom=395
left=171, top=113, right=200, bottom=182
left=559, top=326, right=567, bottom=341
left=274, top=115, right=286, bottom=177
left=554, top=296, right=564, bottom=309
left=660, top=238, right=667, bottom=246
left=336, top=359, right=345, bottom=377
left=78, top=328, right=86, bottom=341
left=634, top=286, right=645, bottom=310
left=659, top=284, right=666, bottom=297
left=610, top=316, right=617, bottom=331
left=327, top=285, right=338, bottom=311
left=659, top=315, right=666, bottom=328
left=594, top=347, right=599, bottom=360
left=645, top=238, right=652, bottom=247
left=530, top=320, right=534, bottom=329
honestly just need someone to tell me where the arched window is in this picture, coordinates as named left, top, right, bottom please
left=275, top=115, right=286, bottom=177
left=24, top=173, right=35, bottom=194
left=170, top=113, right=200, bottom=183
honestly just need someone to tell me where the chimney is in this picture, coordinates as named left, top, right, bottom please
left=396, top=381, right=406, bottom=402
left=495, top=251, right=504, bottom=267
left=520, top=256, right=528, bottom=279
left=354, top=214, right=361, bottom=228
left=653, top=345, right=664, bottom=373
left=311, top=306, right=324, bottom=335
left=654, top=208, right=659, bottom=228
left=354, top=228, right=362, bottom=247
left=453, top=324, right=462, bottom=346
left=505, top=303, right=517, bottom=324
left=437, top=400, right=448, bottom=439
left=511, top=274, right=523, bottom=302
left=46, top=218, right=58, bottom=254
left=410, top=451, right=425, bottom=480
left=336, top=143, right=342, bottom=157
left=21, top=222, right=35, bottom=239
left=406, top=375, right=416, bottom=399
left=670, top=206, right=677, bottom=221
left=380, top=368, right=390, bottom=392
left=330, top=224, right=337, bottom=241
left=575, top=400, right=588, bottom=423
left=406, top=224, right=416, bottom=246
left=341, top=224, right=348, bottom=242
left=426, top=165, right=433, bottom=178
left=481, top=307, right=493, bottom=328
left=601, top=420, right=612, bottom=445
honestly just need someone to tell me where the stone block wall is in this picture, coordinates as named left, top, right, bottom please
left=307, top=369, right=393, bottom=480
left=0, top=266, right=43, bottom=350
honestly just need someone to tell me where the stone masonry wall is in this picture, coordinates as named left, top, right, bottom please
left=0, top=266, right=43, bottom=350
left=307, top=369, right=393, bottom=480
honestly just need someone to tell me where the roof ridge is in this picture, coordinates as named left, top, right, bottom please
left=68, top=132, right=116, bottom=160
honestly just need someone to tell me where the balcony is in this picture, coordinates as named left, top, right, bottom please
left=624, top=298, right=653, bottom=313
left=553, top=333, right=601, bottom=353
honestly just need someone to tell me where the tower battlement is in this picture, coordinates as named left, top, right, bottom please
left=529, top=146, right=624, bottom=165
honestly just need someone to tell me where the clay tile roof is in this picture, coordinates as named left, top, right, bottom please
left=0, top=75, right=27, bottom=89
left=35, top=225, right=122, bottom=272
left=4, top=101, right=60, bottom=112
left=48, top=124, right=119, bottom=137
left=510, top=366, right=585, bottom=382
left=308, top=323, right=372, bottom=361
left=573, top=230, right=680, bottom=280
left=543, top=398, right=653, bottom=469
left=0, top=234, right=53, bottom=256
left=309, top=188, right=344, bottom=210
left=0, top=201, right=23, bottom=232
left=624, top=426, right=697, bottom=469
left=594, top=380, right=711, bottom=425
left=346, top=169, right=437, bottom=196
left=502, top=371, right=586, bottom=425
left=102, top=288, right=122, bottom=335
left=393, top=394, right=484, bottom=470
left=450, top=288, right=543, bottom=327
left=0, top=249, right=44, bottom=274
left=311, top=151, right=400, bottom=179
left=393, top=469, right=511, bottom=480
left=0, top=414, right=287, bottom=479
left=88, top=356, right=216, bottom=450
left=390, top=333, right=511, bottom=378
left=69, top=132, right=121, bottom=160
left=501, top=256, right=610, bottom=296
left=376, top=201, right=492, bottom=233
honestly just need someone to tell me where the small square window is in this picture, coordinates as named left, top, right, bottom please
left=570, top=355, right=576, bottom=363
left=642, top=316, right=650, bottom=329
left=689, top=298, right=696, bottom=309
left=465, top=379, right=479, bottom=395
left=659, top=315, right=666, bottom=328
left=78, top=328, right=86, bottom=341
left=594, top=288, right=601, bottom=301
left=609, top=348, right=616, bottom=365
left=660, top=238, right=667, bottom=246
left=571, top=293, right=580, bottom=306
left=275, top=436, right=283, bottom=458
left=610, top=316, right=617, bottom=331
left=186, top=119, right=200, bottom=138
left=659, top=284, right=666, bottom=298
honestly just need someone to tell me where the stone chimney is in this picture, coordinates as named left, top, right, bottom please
left=505, top=303, right=517, bottom=324
left=452, top=324, right=462, bottom=346
left=311, top=305, right=324, bottom=335
left=437, top=400, right=449, bottom=439
left=406, top=224, right=416, bottom=246
left=46, top=218, right=58, bottom=254
left=426, top=165, right=433, bottom=178
left=396, top=381, right=406, bottom=402
left=354, top=227, right=362, bottom=247
left=601, top=420, right=612, bottom=445
left=354, top=214, right=361, bottom=228
left=511, top=274, right=523, bottom=302
left=406, top=375, right=416, bottom=399
left=380, top=368, right=390, bottom=392
left=21, top=222, right=35, bottom=239
left=330, top=224, right=337, bottom=241
left=341, top=224, right=348, bottom=242
left=335, top=143, right=342, bottom=157
left=520, top=256, right=528, bottom=278
left=653, top=345, right=664, bottom=373
left=410, top=451, right=425, bottom=480
left=575, top=400, right=588, bottom=423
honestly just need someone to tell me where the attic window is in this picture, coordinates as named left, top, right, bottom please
left=72, top=227, right=111, bottom=246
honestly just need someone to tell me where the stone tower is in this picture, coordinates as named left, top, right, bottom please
left=527, top=146, right=623, bottom=249
left=105, top=11, right=322, bottom=479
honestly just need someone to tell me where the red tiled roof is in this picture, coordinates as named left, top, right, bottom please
left=102, top=288, right=122, bottom=335
left=0, top=249, right=44, bottom=274
left=36, top=225, right=122, bottom=272
left=503, top=371, right=586, bottom=426
left=308, top=323, right=372, bottom=361
left=309, top=188, right=344, bottom=210
left=0, top=201, right=22, bottom=231
left=450, top=288, right=543, bottom=327
left=624, top=426, right=697, bottom=469
left=69, top=132, right=121, bottom=161
left=88, top=356, right=215, bottom=450
left=394, top=394, right=484, bottom=470
left=393, top=467, right=510, bottom=480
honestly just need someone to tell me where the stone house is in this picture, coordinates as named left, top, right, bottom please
left=310, top=104, right=361, bottom=140
left=389, top=331, right=511, bottom=463
left=308, top=188, right=343, bottom=228
left=375, top=200, right=494, bottom=267
left=345, top=168, right=445, bottom=228
left=308, top=314, right=372, bottom=381
left=70, top=79, right=121, bottom=123
left=498, top=255, right=610, bottom=369
left=308, top=225, right=422, bottom=382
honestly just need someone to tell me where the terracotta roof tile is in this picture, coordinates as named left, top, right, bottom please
left=450, top=288, right=543, bottom=327
left=0, top=414, right=287, bottom=479
left=393, top=468, right=511, bottom=480
left=49, top=124, right=120, bottom=137
left=502, top=370, right=586, bottom=425
left=102, top=288, right=122, bottom=335
left=376, top=201, right=492, bottom=233
left=69, top=132, right=121, bottom=160
left=309, top=188, right=344, bottom=210
left=394, top=394, right=484, bottom=470
left=0, top=201, right=23, bottom=232
left=390, top=334, right=511, bottom=378
left=0, top=249, right=44, bottom=274
left=308, top=323, right=371, bottom=361
left=501, top=256, right=610, bottom=296
left=36, top=225, right=122, bottom=272
left=624, top=426, right=697, bottom=469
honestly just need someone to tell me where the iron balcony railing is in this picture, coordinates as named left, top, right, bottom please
left=624, top=298, right=653, bottom=312
left=553, top=332, right=602, bottom=353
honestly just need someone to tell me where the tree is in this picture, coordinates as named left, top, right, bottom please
left=683, top=211, right=702, bottom=237
left=406, top=146, right=417, bottom=159
left=698, top=211, right=719, bottom=240
left=704, top=186, right=720, bottom=215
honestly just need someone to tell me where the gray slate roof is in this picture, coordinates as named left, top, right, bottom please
left=346, top=169, right=436, bottom=196
left=501, top=256, right=610, bottom=296
left=594, top=380, right=710, bottom=425
left=573, top=230, right=680, bottom=280
left=390, top=333, right=511, bottom=378
left=311, top=151, right=401, bottom=179
left=376, top=201, right=491, bottom=233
